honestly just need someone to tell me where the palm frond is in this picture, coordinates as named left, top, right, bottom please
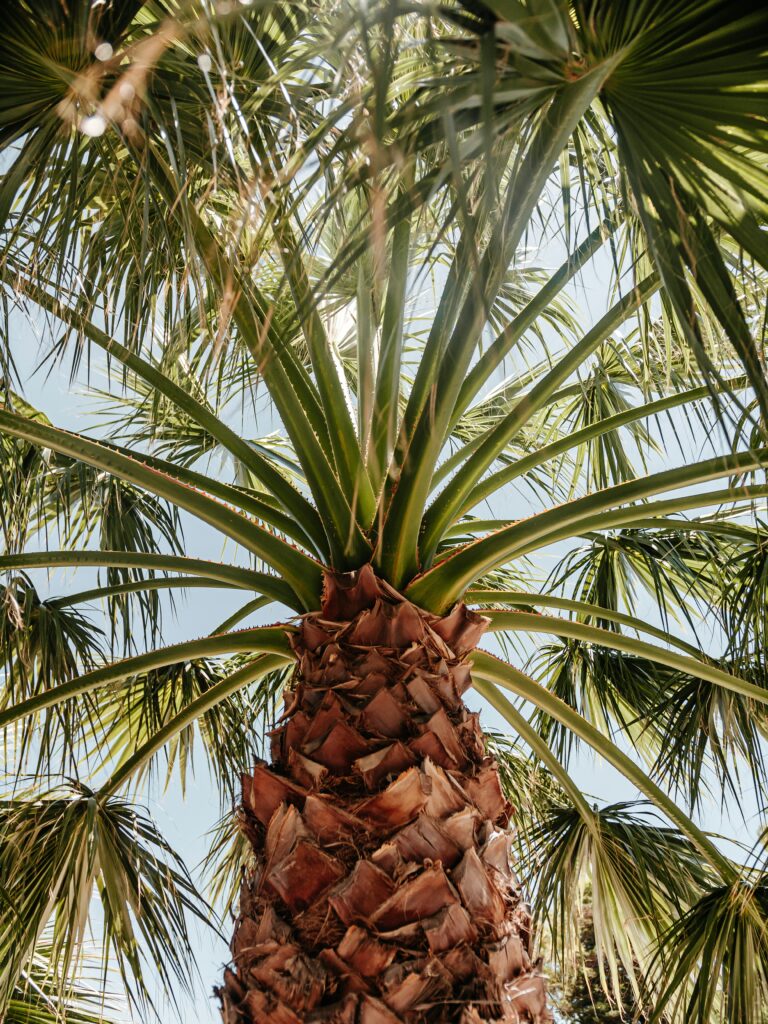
left=527, top=801, right=711, bottom=1015
left=0, top=784, right=210, bottom=1018
left=7, top=938, right=123, bottom=1024
left=650, top=849, right=768, bottom=1024
left=95, top=658, right=292, bottom=804
left=1, top=573, right=104, bottom=774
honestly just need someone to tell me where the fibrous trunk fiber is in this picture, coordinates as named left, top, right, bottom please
left=219, top=566, right=549, bottom=1023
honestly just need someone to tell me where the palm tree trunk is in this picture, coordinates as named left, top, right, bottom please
left=218, top=566, right=548, bottom=1023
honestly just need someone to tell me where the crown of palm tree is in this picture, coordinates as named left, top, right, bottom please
left=1, top=1, right=768, bottom=1022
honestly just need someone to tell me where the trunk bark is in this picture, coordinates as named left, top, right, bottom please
left=218, top=566, right=549, bottom=1023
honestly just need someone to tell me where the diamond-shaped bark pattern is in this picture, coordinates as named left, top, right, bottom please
left=219, top=566, right=549, bottom=1023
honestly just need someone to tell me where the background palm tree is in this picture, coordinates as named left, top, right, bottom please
left=553, top=889, right=651, bottom=1022
left=1, top=0, right=768, bottom=1021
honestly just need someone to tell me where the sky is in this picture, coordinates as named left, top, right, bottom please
left=4, top=221, right=766, bottom=1023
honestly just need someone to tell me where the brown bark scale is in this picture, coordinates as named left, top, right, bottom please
left=218, top=566, right=549, bottom=1023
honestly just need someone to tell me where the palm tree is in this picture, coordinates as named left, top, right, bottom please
left=1, top=0, right=768, bottom=1021
left=554, top=890, right=646, bottom=1023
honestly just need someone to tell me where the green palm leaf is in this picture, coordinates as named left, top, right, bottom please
left=0, top=785, right=208, bottom=1018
